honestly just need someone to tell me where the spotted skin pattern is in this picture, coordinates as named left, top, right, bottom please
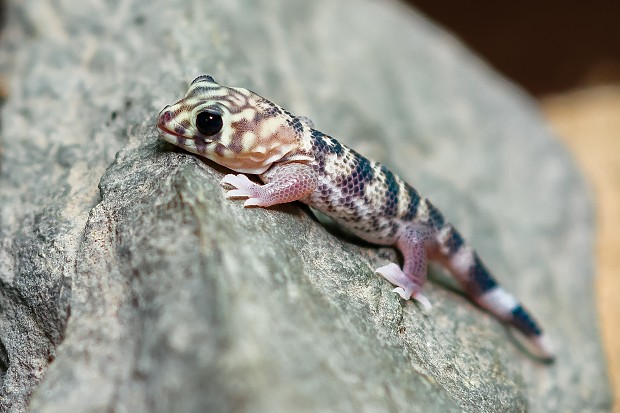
left=158, top=75, right=553, bottom=360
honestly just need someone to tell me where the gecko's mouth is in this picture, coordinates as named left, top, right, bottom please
left=157, top=122, right=187, bottom=140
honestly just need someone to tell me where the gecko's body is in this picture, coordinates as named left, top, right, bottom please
left=158, top=75, right=553, bottom=359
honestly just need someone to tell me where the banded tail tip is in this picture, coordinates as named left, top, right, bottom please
left=530, top=334, right=555, bottom=363
left=510, top=331, right=555, bottom=363
left=476, top=288, right=555, bottom=362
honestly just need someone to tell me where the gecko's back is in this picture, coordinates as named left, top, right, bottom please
left=297, top=128, right=445, bottom=246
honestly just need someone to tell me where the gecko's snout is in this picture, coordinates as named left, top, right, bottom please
left=157, top=109, right=173, bottom=130
left=157, top=108, right=187, bottom=142
left=157, top=104, right=171, bottom=119
left=160, top=108, right=172, bottom=121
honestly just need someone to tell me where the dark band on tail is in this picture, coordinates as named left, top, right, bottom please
left=511, top=305, right=542, bottom=336
left=444, top=227, right=464, bottom=255
left=469, top=253, right=499, bottom=296
left=438, top=222, right=549, bottom=354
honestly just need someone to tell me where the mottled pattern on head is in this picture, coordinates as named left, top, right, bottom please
left=157, top=75, right=313, bottom=174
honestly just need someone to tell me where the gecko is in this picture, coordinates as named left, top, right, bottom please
left=157, top=75, right=553, bottom=360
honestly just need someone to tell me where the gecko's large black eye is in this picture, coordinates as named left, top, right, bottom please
left=195, top=112, right=223, bottom=136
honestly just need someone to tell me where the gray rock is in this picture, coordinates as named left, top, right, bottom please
left=0, top=0, right=611, bottom=412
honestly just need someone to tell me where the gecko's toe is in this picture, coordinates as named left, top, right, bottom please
left=243, top=198, right=265, bottom=207
left=221, top=174, right=239, bottom=186
left=412, top=292, right=432, bottom=313
left=392, top=287, right=412, bottom=300
left=375, top=263, right=403, bottom=283
left=221, top=174, right=254, bottom=188
left=225, top=189, right=250, bottom=199
left=392, top=288, right=432, bottom=313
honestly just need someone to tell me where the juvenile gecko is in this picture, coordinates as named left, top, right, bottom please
left=157, top=75, right=553, bottom=360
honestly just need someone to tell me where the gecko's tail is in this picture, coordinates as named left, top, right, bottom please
left=434, top=224, right=555, bottom=362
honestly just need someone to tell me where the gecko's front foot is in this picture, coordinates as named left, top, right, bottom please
left=376, top=263, right=432, bottom=312
left=221, top=174, right=267, bottom=207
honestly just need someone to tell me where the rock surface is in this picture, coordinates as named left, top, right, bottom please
left=0, top=0, right=611, bottom=412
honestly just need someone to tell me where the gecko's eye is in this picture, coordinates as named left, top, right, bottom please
left=195, top=111, right=223, bottom=136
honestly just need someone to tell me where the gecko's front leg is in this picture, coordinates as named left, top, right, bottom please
left=222, top=162, right=318, bottom=207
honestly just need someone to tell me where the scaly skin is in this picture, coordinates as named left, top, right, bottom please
left=157, top=75, right=554, bottom=360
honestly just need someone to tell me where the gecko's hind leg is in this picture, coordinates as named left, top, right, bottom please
left=376, top=224, right=433, bottom=312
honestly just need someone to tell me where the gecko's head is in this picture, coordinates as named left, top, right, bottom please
left=157, top=75, right=304, bottom=174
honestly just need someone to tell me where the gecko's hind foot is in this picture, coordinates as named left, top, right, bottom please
left=376, top=263, right=432, bottom=312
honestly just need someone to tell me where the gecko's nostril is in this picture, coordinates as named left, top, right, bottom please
left=159, top=110, right=173, bottom=124
left=157, top=110, right=174, bottom=133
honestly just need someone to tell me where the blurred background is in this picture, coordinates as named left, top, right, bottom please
left=406, top=0, right=620, bottom=409
left=409, top=1, right=620, bottom=95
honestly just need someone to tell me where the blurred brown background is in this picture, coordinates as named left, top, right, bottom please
left=407, top=1, right=620, bottom=410
left=409, top=1, right=620, bottom=95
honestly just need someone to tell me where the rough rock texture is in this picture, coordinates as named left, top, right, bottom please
left=0, top=0, right=611, bottom=412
